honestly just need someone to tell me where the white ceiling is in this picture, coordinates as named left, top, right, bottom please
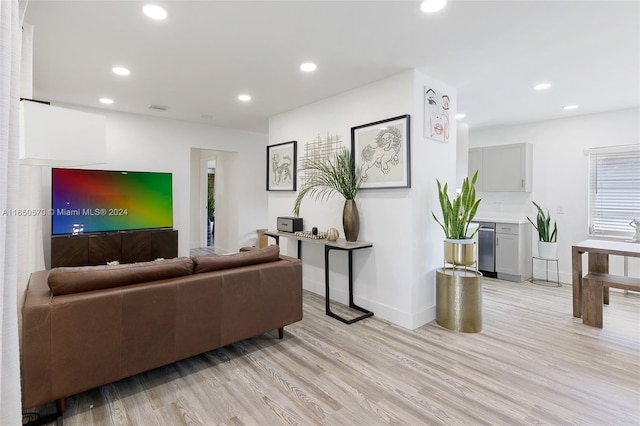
left=24, top=0, right=640, bottom=134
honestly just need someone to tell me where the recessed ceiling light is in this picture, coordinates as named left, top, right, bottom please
left=238, top=94, right=251, bottom=102
left=112, top=66, right=130, bottom=76
left=456, top=113, right=466, bottom=119
left=563, top=104, right=579, bottom=110
left=99, top=98, right=114, bottom=105
left=300, top=62, right=317, bottom=72
left=533, top=82, right=551, bottom=91
left=143, top=4, right=167, bottom=20
left=420, top=0, right=447, bottom=13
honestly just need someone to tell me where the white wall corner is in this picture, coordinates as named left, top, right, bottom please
left=269, top=69, right=459, bottom=329
left=410, top=70, right=458, bottom=328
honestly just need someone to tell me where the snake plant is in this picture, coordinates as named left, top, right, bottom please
left=432, top=171, right=481, bottom=240
left=527, top=201, right=557, bottom=242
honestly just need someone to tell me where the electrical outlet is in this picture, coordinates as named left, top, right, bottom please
left=557, top=205, right=565, bottom=214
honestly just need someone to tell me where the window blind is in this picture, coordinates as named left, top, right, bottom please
left=588, top=147, right=640, bottom=238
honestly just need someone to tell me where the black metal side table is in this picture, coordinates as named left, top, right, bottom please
left=265, top=230, right=373, bottom=324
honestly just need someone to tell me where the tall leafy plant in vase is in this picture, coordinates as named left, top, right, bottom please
left=527, top=201, right=558, bottom=259
left=432, top=171, right=481, bottom=266
left=293, top=148, right=363, bottom=242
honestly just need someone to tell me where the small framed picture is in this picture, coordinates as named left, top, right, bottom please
left=267, top=141, right=297, bottom=191
left=351, top=115, right=411, bottom=189
left=424, top=87, right=450, bottom=143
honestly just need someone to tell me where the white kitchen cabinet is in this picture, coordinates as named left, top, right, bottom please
left=468, top=143, right=532, bottom=192
left=495, top=222, right=532, bottom=282
left=468, top=148, right=484, bottom=190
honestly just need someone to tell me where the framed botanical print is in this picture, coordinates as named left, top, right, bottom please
left=351, top=115, right=411, bottom=189
left=267, top=141, right=297, bottom=191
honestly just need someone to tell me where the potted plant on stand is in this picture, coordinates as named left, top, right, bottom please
left=293, top=147, right=362, bottom=242
left=432, top=171, right=482, bottom=266
left=527, top=201, right=558, bottom=259
left=432, top=171, right=483, bottom=333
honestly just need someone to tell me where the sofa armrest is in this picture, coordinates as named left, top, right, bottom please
left=21, top=271, right=54, bottom=409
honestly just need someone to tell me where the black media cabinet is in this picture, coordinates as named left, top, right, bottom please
left=51, top=229, right=178, bottom=267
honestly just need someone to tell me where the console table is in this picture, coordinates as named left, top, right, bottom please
left=265, top=231, right=373, bottom=324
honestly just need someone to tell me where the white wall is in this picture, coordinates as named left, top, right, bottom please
left=469, top=108, right=640, bottom=282
left=18, top=105, right=267, bottom=298
left=268, top=70, right=457, bottom=329
left=456, top=123, right=469, bottom=188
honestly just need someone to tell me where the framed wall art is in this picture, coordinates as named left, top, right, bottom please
left=351, top=114, right=411, bottom=189
left=266, top=141, right=297, bottom=191
left=424, top=87, right=450, bottom=143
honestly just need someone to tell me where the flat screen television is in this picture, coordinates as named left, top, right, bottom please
left=51, top=168, right=173, bottom=235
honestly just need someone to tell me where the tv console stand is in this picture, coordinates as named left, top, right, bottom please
left=51, top=229, right=178, bottom=267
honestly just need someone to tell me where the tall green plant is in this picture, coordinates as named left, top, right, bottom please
left=293, top=148, right=362, bottom=217
left=207, top=190, right=215, bottom=219
left=527, top=201, right=557, bottom=242
left=432, top=171, right=481, bottom=239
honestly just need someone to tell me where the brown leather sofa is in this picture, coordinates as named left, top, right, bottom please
left=21, top=245, right=302, bottom=411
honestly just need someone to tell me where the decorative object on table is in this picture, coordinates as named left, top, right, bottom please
left=312, top=227, right=318, bottom=235
left=629, top=219, right=640, bottom=242
left=432, top=171, right=481, bottom=266
left=424, top=87, right=451, bottom=143
left=293, top=147, right=362, bottom=242
left=267, top=141, right=297, bottom=191
left=294, top=230, right=327, bottom=240
left=326, top=227, right=339, bottom=241
left=351, top=114, right=411, bottom=189
left=277, top=216, right=303, bottom=233
left=256, top=229, right=268, bottom=248
left=527, top=201, right=558, bottom=259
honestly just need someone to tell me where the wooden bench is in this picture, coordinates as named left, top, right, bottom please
left=582, top=272, right=640, bottom=328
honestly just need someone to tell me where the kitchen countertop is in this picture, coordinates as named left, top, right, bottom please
left=473, top=216, right=529, bottom=225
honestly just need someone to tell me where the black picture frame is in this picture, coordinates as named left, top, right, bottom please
left=266, top=141, right=297, bottom=191
left=351, top=114, right=411, bottom=189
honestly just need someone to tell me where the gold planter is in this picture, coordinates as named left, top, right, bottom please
left=436, top=267, right=482, bottom=333
left=343, top=199, right=359, bottom=242
left=443, top=240, right=477, bottom=266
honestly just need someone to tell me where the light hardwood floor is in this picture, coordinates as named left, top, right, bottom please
left=31, top=278, right=640, bottom=425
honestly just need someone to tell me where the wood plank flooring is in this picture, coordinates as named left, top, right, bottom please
left=30, top=278, right=640, bottom=425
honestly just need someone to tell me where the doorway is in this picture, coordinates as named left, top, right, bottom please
left=189, top=148, right=219, bottom=255
left=189, top=148, right=240, bottom=255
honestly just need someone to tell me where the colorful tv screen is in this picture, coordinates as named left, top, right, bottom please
left=52, top=168, right=173, bottom=235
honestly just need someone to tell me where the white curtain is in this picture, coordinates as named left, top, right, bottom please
left=0, top=0, right=23, bottom=424
left=17, top=18, right=44, bottom=322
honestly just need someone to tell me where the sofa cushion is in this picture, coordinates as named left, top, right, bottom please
left=192, top=245, right=280, bottom=274
left=48, top=257, right=194, bottom=296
